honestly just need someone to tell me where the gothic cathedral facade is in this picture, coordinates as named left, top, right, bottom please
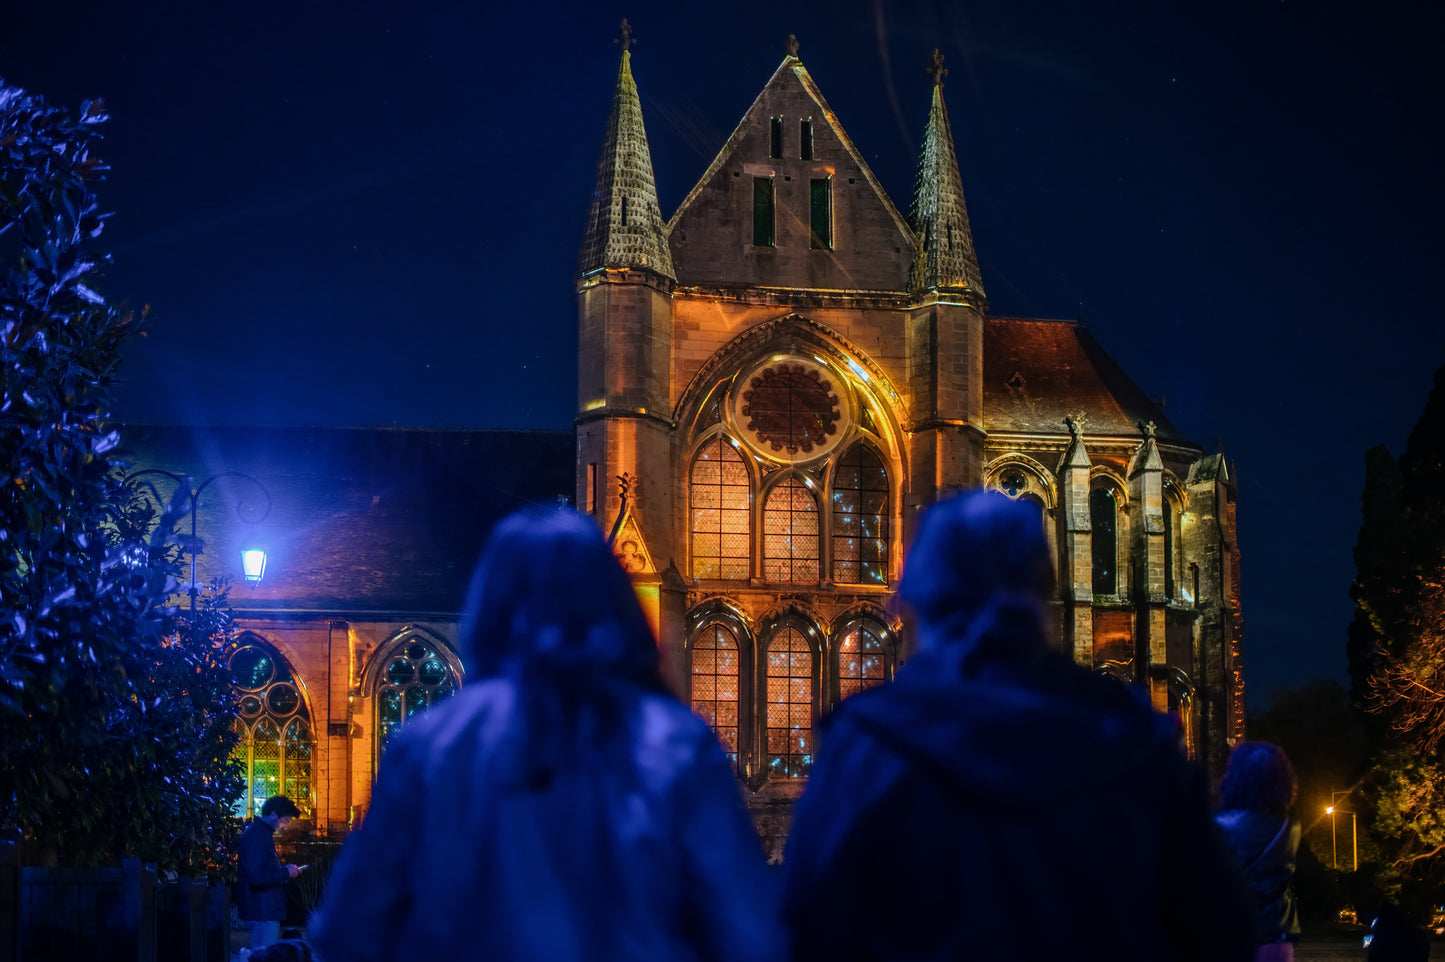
left=575, top=34, right=1245, bottom=840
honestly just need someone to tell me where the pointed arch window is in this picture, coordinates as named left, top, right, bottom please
left=690, top=437, right=751, bottom=580
left=377, top=637, right=460, bottom=755
left=690, top=623, right=740, bottom=766
left=764, top=478, right=819, bottom=583
left=832, top=446, right=889, bottom=585
left=765, top=627, right=814, bottom=778
left=230, top=639, right=313, bottom=819
left=1163, top=496, right=1177, bottom=600
left=1090, top=488, right=1118, bottom=596
left=837, top=623, right=889, bottom=701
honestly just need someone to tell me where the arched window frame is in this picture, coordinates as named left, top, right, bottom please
left=760, top=471, right=822, bottom=585
left=362, top=626, right=464, bottom=765
left=1166, top=667, right=1197, bottom=760
left=827, top=610, right=897, bottom=713
left=684, top=601, right=755, bottom=775
left=1087, top=469, right=1129, bottom=600
left=755, top=614, right=823, bottom=782
left=686, top=430, right=757, bottom=582
left=829, top=442, right=892, bottom=587
left=228, top=632, right=315, bottom=820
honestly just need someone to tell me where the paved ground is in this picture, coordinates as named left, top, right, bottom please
left=1295, top=934, right=1369, bottom=961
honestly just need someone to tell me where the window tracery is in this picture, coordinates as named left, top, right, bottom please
left=376, top=637, right=459, bottom=754
left=837, top=623, right=889, bottom=700
left=230, top=638, right=313, bottom=818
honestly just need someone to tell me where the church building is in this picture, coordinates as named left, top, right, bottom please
left=119, top=30, right=1244, bottom=856
left=574, top=27, right=1244, bottom=843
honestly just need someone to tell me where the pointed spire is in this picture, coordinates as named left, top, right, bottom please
left=579, top=20, right=675, bottom=280
left=908, top=49, right=985, bottom=302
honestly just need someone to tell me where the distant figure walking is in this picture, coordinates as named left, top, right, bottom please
left=235, top=795, right=303, bottom=952
left=311, top=507, right=778, bottom=962
left=1214, top=741, right=1302, bottom=961
left=781, top=489, right=1254, bottom=962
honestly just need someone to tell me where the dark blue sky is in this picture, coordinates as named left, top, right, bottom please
left=5, top=0, right=1442, bottom=706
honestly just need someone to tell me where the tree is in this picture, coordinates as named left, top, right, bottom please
left=0, top=81, right=241, bottom=872
left=1349, top=360, right=1445, bottom=897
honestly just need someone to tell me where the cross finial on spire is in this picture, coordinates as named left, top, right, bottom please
left=786, top=34, right=800, bottom=58
left=1138, top=419, right=1158, bottom=439
left=928, top=48, right=948, bottom=87
left=1065, top=415, right=1086, bottom=439
left=616, top=18, right=634, bottom=52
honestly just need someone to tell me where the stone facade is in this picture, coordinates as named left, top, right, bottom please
left=577, top=40, right=1245, bottom=859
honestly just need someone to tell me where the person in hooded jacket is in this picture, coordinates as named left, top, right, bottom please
left=309, top=508, right=779, bottom=962
left=781, top=489, right=1255, bottom=962
left=1214, top=741, right=1302, bottom=960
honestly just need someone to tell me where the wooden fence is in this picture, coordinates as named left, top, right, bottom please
left=0, top=843, right=229, bottom=962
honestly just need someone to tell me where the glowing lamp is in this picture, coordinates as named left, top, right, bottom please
left=241, top=548, right=268, bottom=587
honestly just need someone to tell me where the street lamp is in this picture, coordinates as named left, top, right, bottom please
left=126, top=469, right=272, bottom=610
left=1326, top=791, right=1359, bottom=872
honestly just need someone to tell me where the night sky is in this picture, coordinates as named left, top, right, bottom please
left=5, top=1, right=1442, bottom=707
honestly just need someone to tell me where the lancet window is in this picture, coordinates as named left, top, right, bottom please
left=836, top=622, right=889, bottom=700
left=690, top=623, right=741, bottom=766
left=1090, top=488, right=1119, bottom=596
left=690, top=437, right=751, bottom=580
left=763, top=478, right=820, bottom=583
left=765, top=627, right=814, bottom=778
left=832, top=445, right=889, bottom=585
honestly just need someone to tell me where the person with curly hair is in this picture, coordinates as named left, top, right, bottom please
left=1215, top=741, right=1302, bottom=960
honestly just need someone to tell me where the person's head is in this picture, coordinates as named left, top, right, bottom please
left=898, top=489, right=1054, bottom=665
left=259, top=795, right=302, bottom=829
left=1217, top=740, right=1297, bottom=815
left=460, top=507, right=660, bottom=689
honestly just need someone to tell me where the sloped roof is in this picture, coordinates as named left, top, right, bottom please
left=983, top=318, right=1192, bottom=444
left=578, top=47, right=674, bottom=280
left=115, top=425, right=574, bottom=615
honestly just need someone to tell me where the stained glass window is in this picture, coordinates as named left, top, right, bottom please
left=690, top=437, right=751, bottom=580
left=764, top=478, right=819, bottom=583
left=691, top=623, right=740, bottom=766
left=377, top=638, right=458, bottom=755
left=766, top=628, right=813, bottom=778
left=832, top=446, right=889, bottom=585
left=1091, top=488, right=1118, bottom=596
left=230, top=639, right=313, bottom=818
left=838, top=625, right=887, bottom=701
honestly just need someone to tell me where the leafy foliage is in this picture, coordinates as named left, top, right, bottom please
left=0, top=81, right=240, bottom=872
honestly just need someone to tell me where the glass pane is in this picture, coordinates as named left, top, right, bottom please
left=764, top=479, right=818, bottom=584
left=691, top=438, right=751, bottom=581
left=690, top=624, right=740, bottom=769
left=266, top=683, right=300, bottom=716
left=833, top=446, right=889, bottom=584
left=386, top=657, right=415, bottom=685
left=418, top=656, right=449, bottom=687
left=229, top=646, right=275, bottom=691
left=765, top=628, right=812, bottom=778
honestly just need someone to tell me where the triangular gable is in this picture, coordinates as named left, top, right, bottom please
left=611, top=512, right=657, bottom=576
left=666, top=56, right=915, bottom=292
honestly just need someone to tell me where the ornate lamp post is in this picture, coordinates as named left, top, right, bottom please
left=126, top=469, right=272, bottom=611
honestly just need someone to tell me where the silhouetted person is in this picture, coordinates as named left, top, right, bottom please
left=311, top=508, right=778, bottom=962
left=235, top=795, right=303, bottom=952
left=781, top=490, right=1254, bottom=962
left=1368, top=902, right=1431, bottom=962
left=1214, top=741, right=1301, bottom=959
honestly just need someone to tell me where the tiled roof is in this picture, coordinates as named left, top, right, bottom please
left=983, top=318, right=1192, bottom=444
left=115, top=425, right=574, bottom=615
left=578, top=48, right=675, bottom=280
left=909, top=81, right=985, bottom=301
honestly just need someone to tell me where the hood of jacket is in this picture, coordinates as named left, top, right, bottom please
left=834, top=648, right=1181, bottom=809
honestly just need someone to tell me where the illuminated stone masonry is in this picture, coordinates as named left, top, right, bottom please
left=577, top=32, right=1243, bottom=859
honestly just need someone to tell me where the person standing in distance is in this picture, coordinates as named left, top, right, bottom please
left=781, top=489, right=1255, bottom=962
left=236, top=795, right=303, bottom=952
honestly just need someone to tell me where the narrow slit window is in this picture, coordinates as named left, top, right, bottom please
left=753, top=177, right=775, bottom=247
left=800, top=119, right=813, bottom=159
left=809, top=178, right=832, bottom=250
left=770, top=117, right=783, bottom=159
left=1090, top=488, right=1118, bottom=596
left=620, top=196, right=629, bottom=227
